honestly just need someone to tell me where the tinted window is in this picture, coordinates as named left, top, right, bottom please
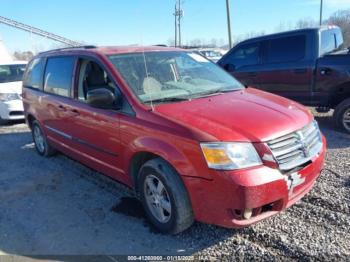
left=0, top=64, right=26, bottom=84
left=226, top=43, right=259, bottom=68
left=266, top=35, right=306, bottom=63
left=23, top=58, right=44, bottom=89
left=44, top=57, right=74, bottom=97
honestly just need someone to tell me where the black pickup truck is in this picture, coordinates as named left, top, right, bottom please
left=218, top=26, right=350, bottom=133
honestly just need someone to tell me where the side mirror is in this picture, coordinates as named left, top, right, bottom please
left=224, top=63, right=236, bottom=72
left=87, top=88, right=120, bottom=109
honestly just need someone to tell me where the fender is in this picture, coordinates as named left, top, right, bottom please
left=123, top=136, right=213, bottom=183
left=330, top=81, right=350, bottom=108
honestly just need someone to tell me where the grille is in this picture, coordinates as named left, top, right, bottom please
left=267, top=121, right=323, bottom=171
left=9, top=111, right=24, bottom=116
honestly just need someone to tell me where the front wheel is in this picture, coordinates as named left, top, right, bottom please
left=0, top=116, right=8, bottom=125
left=138, top=158, right=194, bottom=234
left=334, top=98, right=350, bottom=134
left=32, top=120, right=56, bottom=157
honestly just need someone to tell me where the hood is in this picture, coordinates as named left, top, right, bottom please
left=154, top=88, right=313, bottom=142
left=0, top=81, right=22, bottom=95
left=328, top=48, right=350, bottom=55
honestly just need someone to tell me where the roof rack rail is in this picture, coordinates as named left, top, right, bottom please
left=39, top=45, right=97, bottom=54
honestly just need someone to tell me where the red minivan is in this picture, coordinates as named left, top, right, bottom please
left=22, top=46, right=326, bottom=234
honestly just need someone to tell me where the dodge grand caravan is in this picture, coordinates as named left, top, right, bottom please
left=22, top=46, right=326, bottom=234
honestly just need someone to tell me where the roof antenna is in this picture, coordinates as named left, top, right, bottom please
left=140, top=40, right=154, bottom=111
left=136, top=7, right=154, bottom=111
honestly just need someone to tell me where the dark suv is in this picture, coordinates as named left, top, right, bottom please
left=22, top=46, right=325, bottom=234
left=218, top=26, right=350, bottom=133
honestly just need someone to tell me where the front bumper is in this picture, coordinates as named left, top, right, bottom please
left=0, top=100, right=25, bottom=120
left=183, top=135, right=326, bottom=228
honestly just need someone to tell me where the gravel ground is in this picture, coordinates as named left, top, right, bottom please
left=0, top=112, right=349, bottom=261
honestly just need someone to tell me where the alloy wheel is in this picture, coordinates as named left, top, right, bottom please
left=342, top=108, right=350, bottom=132
left=143, top=174, right=172, bottom=223
left=33, top=125, right=45, bottom=153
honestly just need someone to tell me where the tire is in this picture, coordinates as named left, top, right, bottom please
left=0, top=116, right=8, bottom=125
left=31, top=120, right=56, bottom=157
left=138, top=158, right=194, bottom=234
left=334, top=98, right=350, bottom=134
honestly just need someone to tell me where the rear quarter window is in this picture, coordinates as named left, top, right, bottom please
left=23, top=58, right=45, bottom=89
left=44, top=57, right=75, bottom=97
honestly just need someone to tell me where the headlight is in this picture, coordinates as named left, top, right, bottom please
left=0, top=93, right=21, bottom=102
left=200, top=142, right=262, bottom=170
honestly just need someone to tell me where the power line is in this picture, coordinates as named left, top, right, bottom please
left=0, top=15, right=83, bottom=46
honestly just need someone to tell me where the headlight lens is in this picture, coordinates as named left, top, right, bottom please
left=0, top=93, right=21, bottom=102
left=200, top=142, right=262, bottom=170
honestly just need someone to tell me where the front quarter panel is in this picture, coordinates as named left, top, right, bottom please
left=119, top=113, right=213, bottom=185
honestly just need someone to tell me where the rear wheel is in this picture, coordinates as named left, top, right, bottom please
left=334, top=98, right=350, bottom=134
left=32, top=120, right=56, bottom=157
left=138, top=158, right=194, bottom=234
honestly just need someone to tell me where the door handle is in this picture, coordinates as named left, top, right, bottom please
left=247, top=72, right=257, bottom=77
left=57, top=105, right=67, bottom=111
left=294, top=68, right=307, bottom=74
left=320, top=67, right=332, bottom=75
left=70, top=109, right=80, bottom=115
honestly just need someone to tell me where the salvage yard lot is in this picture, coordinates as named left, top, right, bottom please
left=0, top=112, right=349, bottom=260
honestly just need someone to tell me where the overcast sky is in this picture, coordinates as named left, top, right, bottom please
left=0, top=0, right=349, bottom=52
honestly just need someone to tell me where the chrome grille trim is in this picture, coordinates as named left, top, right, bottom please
left=267, top=121, right=323, bottom=171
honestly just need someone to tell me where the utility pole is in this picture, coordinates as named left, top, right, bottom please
left=319, top=0, right=323, bottom=26
left=174, top=0, right=183, bottom=47
left=226, top=0, right=233, bottom=48
left=178, top=0, right=182, bottom=47
left=174, top=4, right=177, bottom=47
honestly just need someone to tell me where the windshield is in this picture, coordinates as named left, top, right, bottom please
left=320, top=28, right=344, bottom=56
left=0, top=64, right=26, bottom=84
left=108, top=51, right=243, bottom=104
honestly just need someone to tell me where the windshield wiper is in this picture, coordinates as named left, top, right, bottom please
left=143, top=96, right=190, bottom=104
left=190, top=88, right=238, bottom=98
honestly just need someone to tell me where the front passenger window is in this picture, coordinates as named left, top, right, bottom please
left=77, top=60, right=116, bottom=102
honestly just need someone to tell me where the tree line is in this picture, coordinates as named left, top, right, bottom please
left=175, top=9, right=350, bottom=49
left=13, top=9, right=350, bottom=60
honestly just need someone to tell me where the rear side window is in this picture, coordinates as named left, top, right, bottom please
left=226, top=43, right=259, bottom=68
left=23, top=58, right=45, bottom=89
left=265, top=35, right=306, bottom=63
left=44, top=57, right=75, bottom=97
